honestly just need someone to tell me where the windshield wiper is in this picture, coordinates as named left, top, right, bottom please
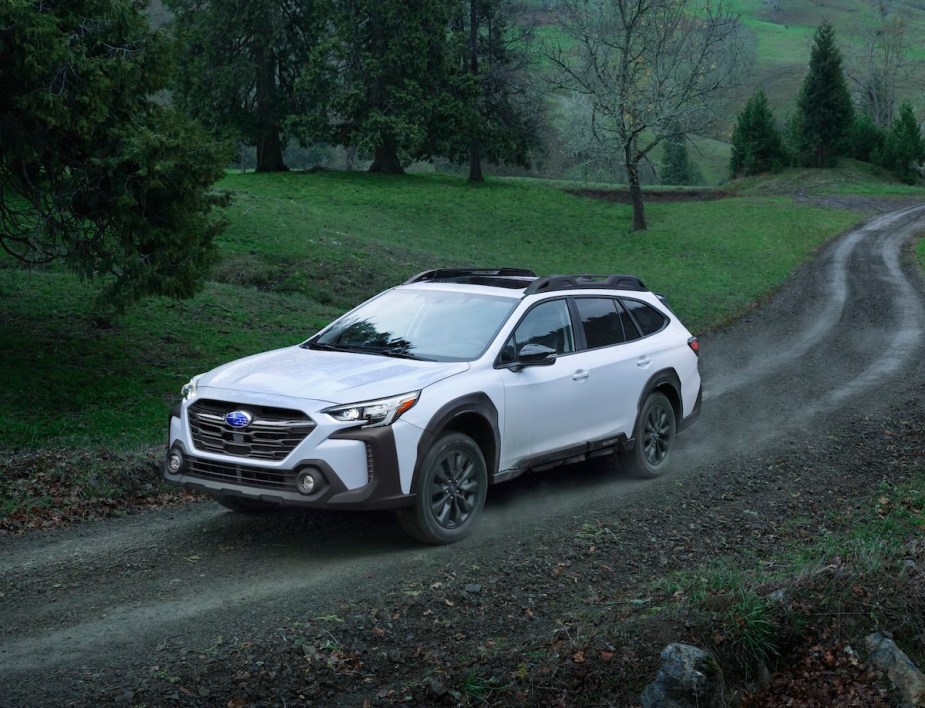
left=304, top=341, right=351, bottom=352
left=306, top=341, right=430, bottom=360
left=371, top=347, right=430, bottom=361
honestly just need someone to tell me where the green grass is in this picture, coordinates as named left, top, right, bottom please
left=0, top=168, right=907, bottom=452
left=212, top=170, right=864, bottom=331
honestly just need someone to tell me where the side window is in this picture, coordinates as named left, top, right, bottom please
left=509, top=300, right=575, bottom=355
left=621, top=298, right=668, bottom=336
left=575, top=298, right=625, bottom=348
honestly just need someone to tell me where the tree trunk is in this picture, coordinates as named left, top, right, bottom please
left=256, top=130, right=286, bottom=173
left=625, top=144, right=647, bottom=231
left=369, top=139, right=404, bottom=174
left=467, top=0, right=484, bottom=183
left=254, top=44, right=287, bottom=173
left=468, top=141, right=484, bottom=182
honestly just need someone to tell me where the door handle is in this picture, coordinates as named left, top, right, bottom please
left=572, top=370, right=591, bottom=381
left=636, top=356, right=651, bottom=367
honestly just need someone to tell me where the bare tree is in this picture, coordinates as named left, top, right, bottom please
left=546, top=0, right=746, bottom=230
left=847, top=0, right=916, bottom=129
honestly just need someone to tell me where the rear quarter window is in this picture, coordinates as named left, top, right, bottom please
left=574, top=297, right=626, bottom=348
left=621, top=298, right=669, bottom=336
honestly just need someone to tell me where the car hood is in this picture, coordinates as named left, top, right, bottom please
left=195, top=346, right=469, bottom=404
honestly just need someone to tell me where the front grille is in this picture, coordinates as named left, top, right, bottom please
left=188, top=399, right=316, bottom=461
left=186, top=457, right=297, bottom=492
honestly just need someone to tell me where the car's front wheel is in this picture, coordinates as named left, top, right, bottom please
left=397, top=432, right=488, bottom=544
left=210, top=492, right=279, bottom=513
left=624, top=391, right=676, bottom=478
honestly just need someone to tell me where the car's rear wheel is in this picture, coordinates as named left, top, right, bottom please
left=624, top=392, right=676, bottom=478
left=397, top=432, right=487, bottom=545
left=210, top=492, right=279, bottom=513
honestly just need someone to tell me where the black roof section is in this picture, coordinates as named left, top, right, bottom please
left=403, top=268, right=649, bottom=295
left=523, top=274, right=648, bottom=295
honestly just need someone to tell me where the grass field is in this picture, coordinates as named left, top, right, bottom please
left=0, top=168, right=919, bottom=453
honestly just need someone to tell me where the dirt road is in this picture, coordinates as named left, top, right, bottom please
left=2, top=202, right=924, bottom=706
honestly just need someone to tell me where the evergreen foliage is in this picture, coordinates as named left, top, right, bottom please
left=729, top=90, right=787, bottom=177
left=878, top=101, right=924, bottom=184
left=286, top=1, right=542, bottom=177
left=292, top=0, right=470, bottom=174
left=450, top=0, right=541, bottom=182
left=850, top=113, right=886, bottom=163
left=166, top=0, right=329, bottom=172
left=0, top=0, right=229, bottom=312
left=661, top=134, right=699, bottom=185
left=794, top=22, right=855, bottom=168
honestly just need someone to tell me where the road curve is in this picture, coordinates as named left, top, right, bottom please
left=1, top=202, right=924, bottom=704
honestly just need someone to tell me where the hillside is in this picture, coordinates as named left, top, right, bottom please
left=725, top=0, right=925, bottom=123
left=533, top=0, right=925, bottom=127
left=536, top=0, right=925, bottom=182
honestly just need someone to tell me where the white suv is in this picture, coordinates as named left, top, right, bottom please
left=163, top=268, right=701, bottom=544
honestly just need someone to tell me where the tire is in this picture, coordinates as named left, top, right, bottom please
left=624, top=391, right=676, bottom=478
left=397, top=432, right=488, bottom=545
left=210, top=492, right=279, bottom=513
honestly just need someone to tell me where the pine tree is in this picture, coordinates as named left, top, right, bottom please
left=850, top=113, right=885, bottom=163
left=879, top=101, right=924, bottom=184
left=0, top=0, right=229, bottom=312
left=794, top=22, right=855, bottom=167
left=317, top=0, right=468, bottom=174
left=454, top=0, right=541, bottom=182
left=166, top=0, right=329, bottom=173
left=729, top=89, right=787, bottom=177
left=661, top=134, right=694, bottom=185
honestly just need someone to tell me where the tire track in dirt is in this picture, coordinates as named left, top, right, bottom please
left=705, top=204, right=925, bottom=402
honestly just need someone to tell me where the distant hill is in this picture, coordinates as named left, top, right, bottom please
left=726, top=0, right=925, bottom=131
left=529, top=0, right=925, bottom=183
left=533, top=0, right=925, bottom=135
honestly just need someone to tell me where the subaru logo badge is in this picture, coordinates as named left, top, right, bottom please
left=225, top=410, right=253, bottom=429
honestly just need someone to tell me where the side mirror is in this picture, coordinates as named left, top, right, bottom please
left=507, top=343, right=557, bottom=372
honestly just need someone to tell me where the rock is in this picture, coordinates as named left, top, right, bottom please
left=865, top=631, right=925, bottom=707
left=427, top=677, right=448, bottom=697
left=640, top=643, right=726, bottom=708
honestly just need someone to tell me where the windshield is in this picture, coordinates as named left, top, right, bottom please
left=308, top=289, right=519, bottom=361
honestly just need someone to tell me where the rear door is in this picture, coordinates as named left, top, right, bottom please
left=571, top=296, right=652, bottom=437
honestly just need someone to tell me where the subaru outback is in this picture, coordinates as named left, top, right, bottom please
left=163, top=268, right=701, bottom=544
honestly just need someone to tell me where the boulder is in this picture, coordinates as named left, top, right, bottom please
left=640, top=643, right=726, bottom=707
left=865, top=632, right=925, bottom=707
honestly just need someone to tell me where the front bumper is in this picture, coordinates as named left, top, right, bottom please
left=162, top=416, right=412, bottom=511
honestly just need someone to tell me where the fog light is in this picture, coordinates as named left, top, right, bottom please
left=297, top=471, right=317, bottom=495
left=167, top=451, right=183, bottom=474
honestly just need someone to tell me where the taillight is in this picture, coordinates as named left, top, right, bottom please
left=687, top=336, right=700, bottom=356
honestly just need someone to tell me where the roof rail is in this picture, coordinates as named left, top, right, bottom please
left=403, top=267, right=537, bottom=284
left=522, top=274, right=648, bottom=295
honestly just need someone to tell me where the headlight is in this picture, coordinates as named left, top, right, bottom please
left=324, top=391, right=420, bottom=428
left=181, top=376, right=200, bottom=401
